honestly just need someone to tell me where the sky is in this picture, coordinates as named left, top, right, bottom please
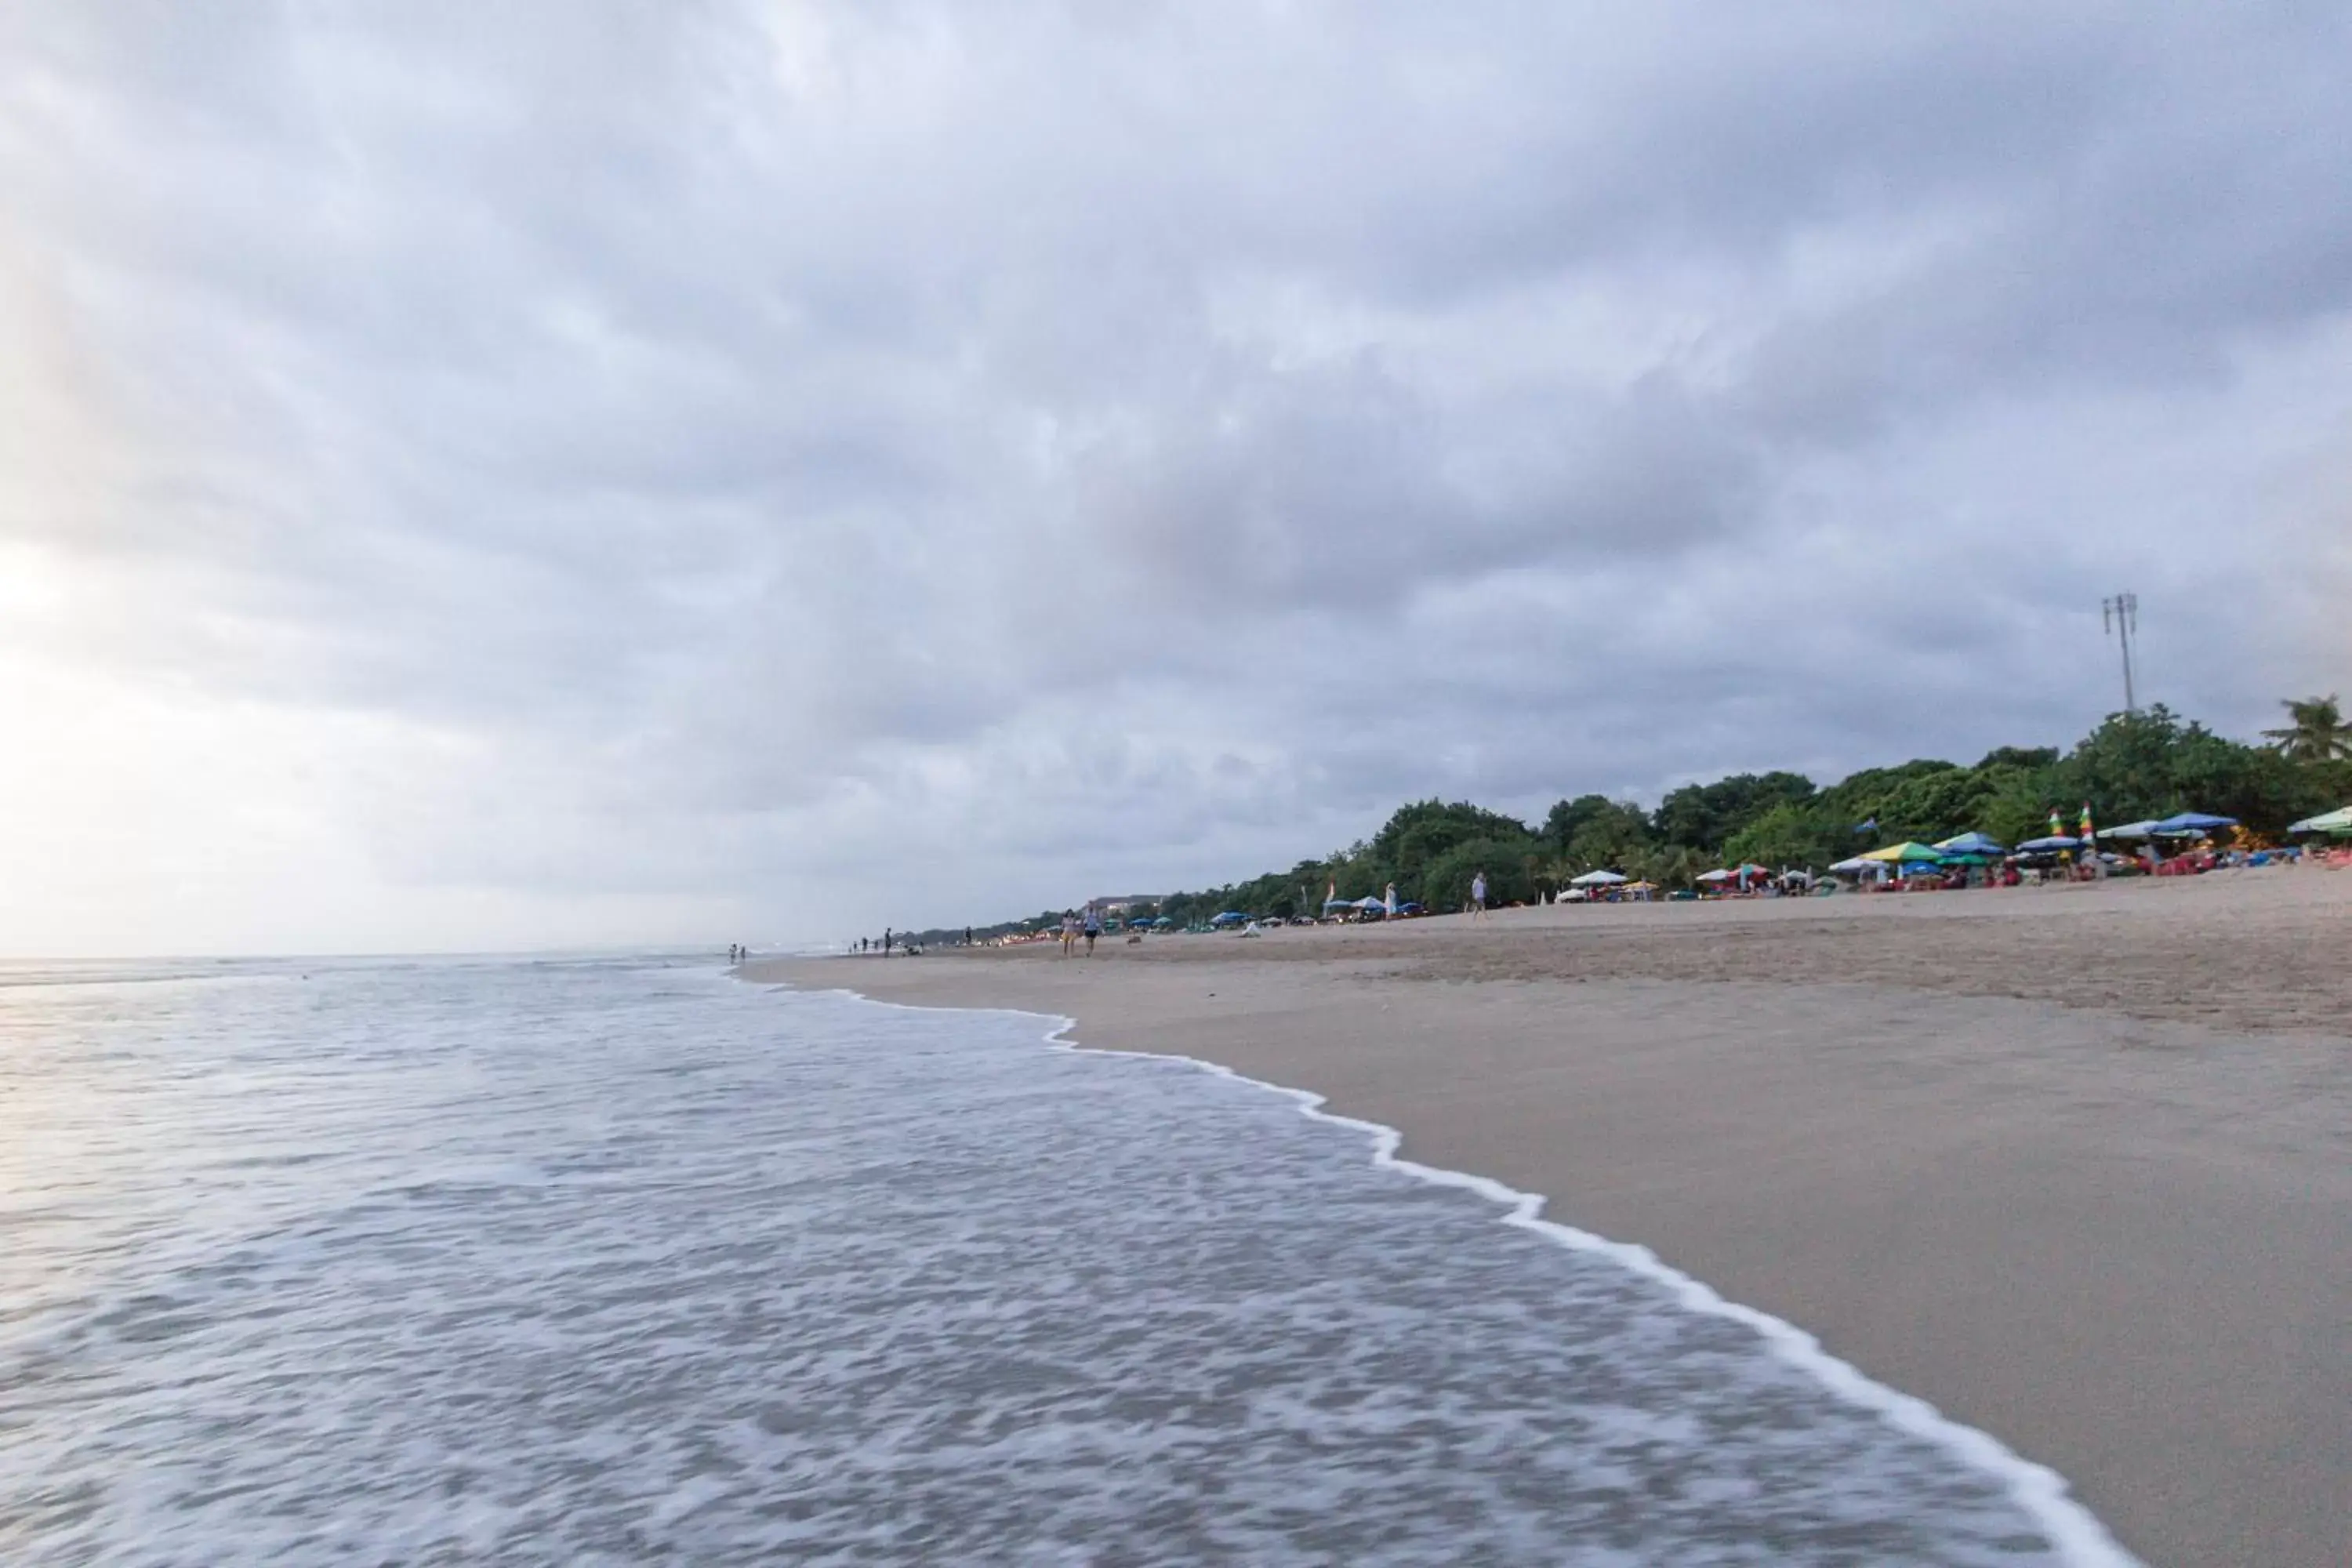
left=3, top=1, right=2348, bottom=955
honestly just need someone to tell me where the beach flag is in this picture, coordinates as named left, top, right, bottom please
left=1327, top=877, right=1337, bottom=905
left=2078, top=802, right=2095, bottom=841
left=2049, top=808, right=2063, bottom=838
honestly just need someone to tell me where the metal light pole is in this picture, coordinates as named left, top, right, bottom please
left=2102, top=593, right=2138, bottom=714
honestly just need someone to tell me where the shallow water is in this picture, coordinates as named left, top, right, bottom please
left=1, top=956, right=2107, bottom=1563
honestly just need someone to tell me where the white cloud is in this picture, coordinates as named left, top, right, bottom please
left=3, top=1, right=2349, bottom=950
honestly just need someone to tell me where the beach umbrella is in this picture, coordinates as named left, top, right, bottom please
left=1859, top=841, right=1944, bottom=863
left=1210, top=910, right=1249, bottom=925
left=2013, top=835, right=2080, bottom=852
left=1569, top=869, right=1628, bottom=887
left=1696, top=868, right=1735, bottom=882
left=2096, top=820, right=2159, bottom=840
left=1933, top=832, right=2007, bottom=856
left=2151, top=811, right=2237, bottom=836
left=2287, top=805, right=2352, bottom=834
left=1828, top=855, right=1873, bottom=873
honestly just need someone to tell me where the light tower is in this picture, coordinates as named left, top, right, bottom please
left=2101, top=593, right=2138, bottom=714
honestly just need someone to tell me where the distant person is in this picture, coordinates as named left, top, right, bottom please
left=884, top=927, right=894, bottom=956
left=1470, top=870, right=1488, bottom=920
left=964, top=927, right=973, bottom=947
left=1385, top=882, right=1398, bottom=919
left=1082, top=905, right=1102, bottom=955
left=1060, top=910, right=1078, bottom=956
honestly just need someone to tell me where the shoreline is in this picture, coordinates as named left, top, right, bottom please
left=745, top=874, right=2351, bottom=1567
left=1029, top=1001, right=2134, bottom=1566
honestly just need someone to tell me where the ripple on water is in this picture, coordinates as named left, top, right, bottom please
left=0, top=960, right=2117, bottom=1565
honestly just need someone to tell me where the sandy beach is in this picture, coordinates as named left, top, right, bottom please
left=752, top=869, right=2351, bottom=1567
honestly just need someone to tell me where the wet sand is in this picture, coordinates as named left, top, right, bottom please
left=750, top=869, right=2352, bottom=1566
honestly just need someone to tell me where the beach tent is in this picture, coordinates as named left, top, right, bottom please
left=1934, top=832, right=2007, bottom=856
left=2013, top=835, right=2080, bottom=852
left=1859, top=841, right=1944, bottom=863
left=1320, top=896, right=1357, bottom=911
left=2151, top=811, right=2237, bottom=836
left=1569, top=869, right=1628, bottom=887
left=2287, top=806, right=2352, bottom=835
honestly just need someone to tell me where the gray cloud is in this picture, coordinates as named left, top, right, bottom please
left=4, top=1, right=2349, bottom=946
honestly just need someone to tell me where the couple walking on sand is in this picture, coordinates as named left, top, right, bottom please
left=1060, top=906, right=1102, bottom=956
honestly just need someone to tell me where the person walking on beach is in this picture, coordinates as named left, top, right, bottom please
left=884, top=927, right=894, bottom=957
left=1082, top=904, right=1102, bottom=956
left=1384, top=882, right=1398, bottom=920
left=1470, top=870, right=1489, bottom=920
left=1059, top=910, right=1078, bottom=956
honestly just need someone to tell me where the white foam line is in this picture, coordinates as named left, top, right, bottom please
left=779, top=980, right=2142, bottom=1568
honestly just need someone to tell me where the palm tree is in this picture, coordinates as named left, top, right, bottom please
left=2263, top=695, right=2352, bottom=763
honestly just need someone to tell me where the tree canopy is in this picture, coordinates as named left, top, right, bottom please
left=908, top=699, right=2350, bottom=938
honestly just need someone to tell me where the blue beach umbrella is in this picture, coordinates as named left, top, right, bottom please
left=2151, top=811, right=2237, bottom=836
left=1933, top=832, right=2007, bottom=856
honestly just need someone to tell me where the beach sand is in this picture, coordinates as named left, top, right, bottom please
left=750, top=869, right=2352, bottom=1566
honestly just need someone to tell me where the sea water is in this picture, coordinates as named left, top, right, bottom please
left=0, top=956, right=2129, bottom=1565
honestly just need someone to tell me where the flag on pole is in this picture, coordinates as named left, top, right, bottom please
left=2078, top=802, right=2095, bottom=842
left=2049, top=808, right=2063, bottom=839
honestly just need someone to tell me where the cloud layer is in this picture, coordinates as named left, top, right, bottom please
left=5, top=2, right=2349, bottom=950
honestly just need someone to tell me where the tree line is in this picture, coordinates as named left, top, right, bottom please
left=911, top=697, right=2352, bottom=938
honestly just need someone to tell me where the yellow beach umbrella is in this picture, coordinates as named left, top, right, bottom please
left=1859, top=841, right=1944, bottom=863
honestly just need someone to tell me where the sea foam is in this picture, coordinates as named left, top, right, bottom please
left=0, top=957, right=2134, bottom=1564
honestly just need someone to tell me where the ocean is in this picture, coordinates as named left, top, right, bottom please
left=0, top=955, right=2129, bottom=1565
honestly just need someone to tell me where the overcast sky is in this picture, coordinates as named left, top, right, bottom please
left=4, top=2, right=2348, bottom=954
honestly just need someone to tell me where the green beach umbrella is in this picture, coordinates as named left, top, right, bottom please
left=1859, top=841, right=1944, bottom=863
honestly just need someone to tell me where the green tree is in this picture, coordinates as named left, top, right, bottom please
left=1542, top=794, right=1617, bottom=854
left=1722, top=802, right=1849, bottom=871
left=1817, top=759, right=1959, bottom=835
left=2262, top=695, right=2352, bottom=763
left=1563, top=800, right=1651, bottom=870
left=1371, top=800, right=1531, bottom=884
left=1419, top=836, right=1541, bottom=911
left=1650, top=771, right=1815, bottom=854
